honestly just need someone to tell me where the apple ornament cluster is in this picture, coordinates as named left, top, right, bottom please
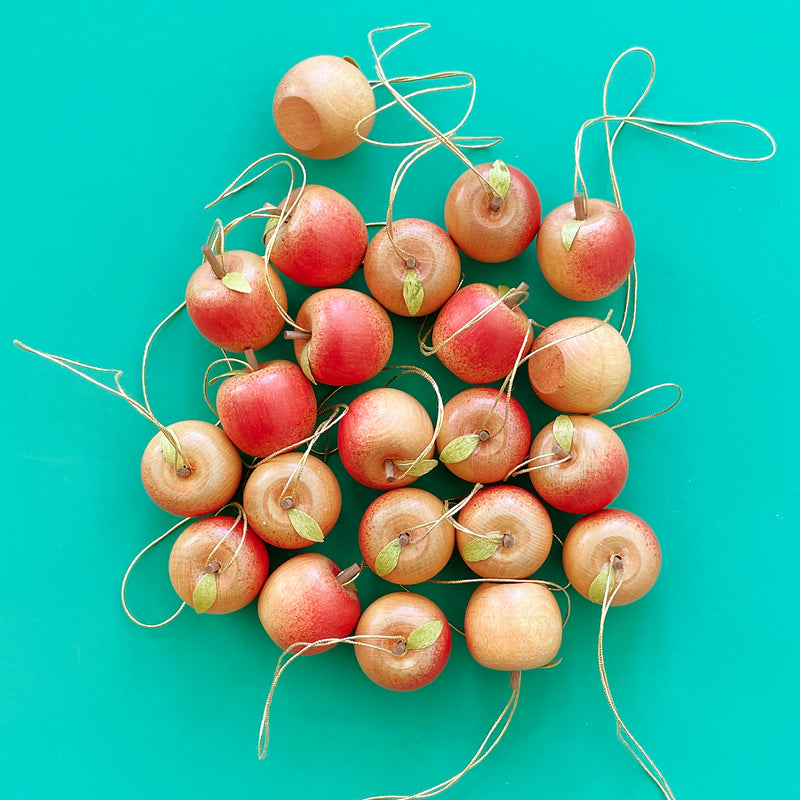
left=16, top=22, right=776, bottom=800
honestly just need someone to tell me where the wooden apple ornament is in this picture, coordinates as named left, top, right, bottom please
left=140, top=420, right=242, bottom=517
left=288, top=288, right=393, bottom=386
left=437, top=387, right=531, bottom=483
left=272, top=55, right=375, bottom=160
left=168, top=515, right=269, bottom=614
left=355, top=592, right=452, bottom=691
left=215, top=357, right=318, bottom=458
left=242, top=452, right=341, bottom=549
left=257, top=552, right=361, bottom=654
left=337, top=387, right=437, bottom=489
left=537, top=197, right=635, bottom=301
left=363, top=218, right=461, bottom=317
left=456, top=485, right=552, bottom=580
left=444, top=160, right=541, bottom=263
left=527, top=316, right=631, bottom=414
left=562, top=508, right=661, bottom=606
left=185, top=248, right=288, bottom=352
left=464, top=582, right=562, bottom=671
left=431, top=282, right=532, bottom=384
left=528, top=414, right=628, bottom=514
left=359, top=488, right=455, bottom=584
left=267, top=185, right=368, bottom=287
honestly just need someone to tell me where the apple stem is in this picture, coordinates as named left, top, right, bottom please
left=551, top=444, right=572, bottom=461
left=398, top=532, right=411, bottom=547
left=478, top=429, right=491, bottom=442
left=284, top=330, right=312, bottom=341
left=384, top=459, right=396, bottom=482
left=280, top=497, right=294, bottom=510
left=201, top=244, right=226, bottom=279
left=175, top=466, right=192, bottom=478
left=510, top=669, right=521, bottom=691
left=393, top=639, right=408, bottom=656
left=502, top=532, right=515, bottom=549
left=404, top=256, right=417, bottom=269
left=205, top=560, right=222, bottom=574
left=335, top=563, right=362, bottom=585
left=502, top=282, right=529, bottom=310
left=489, top=195, right=503, bottom=212
left=573, top=192, right=588, bottom=221
left=244, top=348, right=259, bottom=371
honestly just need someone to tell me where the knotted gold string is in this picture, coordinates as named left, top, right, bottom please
left=595, top=382, right=683, bottom=430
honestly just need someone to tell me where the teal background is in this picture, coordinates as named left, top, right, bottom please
left=2, top=2, right=797, bottom=798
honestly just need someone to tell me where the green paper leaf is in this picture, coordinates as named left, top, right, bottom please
left=159, top=429, right=185, bottom=471
left=193, top=572, right=217, bottom=614
left=461, top=535, right=502, bottom=563
left=392, top=458, right=437, bottom=477
left=539, top=657, right=563, bottom=669
left=407, top=620, right=444, bottom=651
left=342, top=55, right=360, bottom=70
left=553, top=415, right=574, bottom=454
left=287, top=507, right=325, bottom=542
left=299, top=341, right=316, bottom=385
left=589, top=563, right=616, bottom=605
left=374, top=538, right=402, bottom=577
left=488, top=159, right=511, bottom=201
left=403, top=269, right=425, bottom=316
left=561, top=219, right=583, bottom=251
left=497, top=284, right=511, bottom=296
left=439, top=434, right=480, bottom=464
left=221, top=271, right=252, bottom=293
left=263, top=216, right=279, bottom=241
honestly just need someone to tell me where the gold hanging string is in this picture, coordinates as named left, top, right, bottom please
left=204, top=502, right=250, bottom=574
left=400, top=482, right=484, bottom=547
left=278, top=404, right=350, bottom=502
left=504, top=451, right=572, bottom=481
left=382, top=364, right=445, bottom=482
left=364, top=23, right=501, bottom=201
left=14, top=335, right=186, bottom=463
left=598, top=560, right=677, bottom=799
left=362, top=671, right=522, bottom=800
left=120, top=516, right=190, bottom=628
left=140, top=301, right=187, bottom=418
left=201, top=355, right=251, bottom=418
left=258, top=634, right=408, bottom=759
left=595, top=382, right=682, bottom=430
left=573, top=47, right=775, bottom=345
left=419, top=284, right=530, bottom=358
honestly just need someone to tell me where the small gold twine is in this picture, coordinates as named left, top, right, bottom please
left=120, top=502, right=250, bottom=628
left=596, top=382, right=683, bottom=430
left=598, top=559, right=677, bottom=799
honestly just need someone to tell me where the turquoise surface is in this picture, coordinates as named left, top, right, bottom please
left=3, top=2, right=797, bottom=799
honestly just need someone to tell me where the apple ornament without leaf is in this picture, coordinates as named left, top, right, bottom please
left=444, top=160, right=541, bottom=263
left=257, top=552, right=361, bottom=654
left=537, top=196, right=635, bottom=301
left=267, top=184, right=368, bottom=286
left=168, top=515, right=269, bottom=615
left=272, top=55, right=376, bottom=160
left=185, top=248, right=288, bottom=352
left=287, top=288, right=394, bottom=386
left=355, top=592, right=452, bottom=691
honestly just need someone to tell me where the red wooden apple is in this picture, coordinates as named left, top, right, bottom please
left=431, top=282, right=532, bottom=384
left=140, top=420, right=242, bottom=517
left=444, top=161, right=541, bottom=263
left=562, top=509, right=661, bottom=606
left=185, top=249, right=288, bottom=352
left=168, top=515, right=269, bottom=614
left=242, top=452, right=341, bottom=549
left=456, top=485, right=552, bottom=580
left=216, top=358, right=318, bottom=458
left=288, top=288, right=394, bottom=386
left=257, top=552, right=361, bottom=654
left=437, top=387, right=531, bottom=483
left=528, top=414, right=628, bottom=514
left=355, top=592, right=452, bottom=691
left=363, top=218, right=461, bottom=316
left=537, top=198, right=635, bottom=301
left=527, top=316, right=631, bottom=414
